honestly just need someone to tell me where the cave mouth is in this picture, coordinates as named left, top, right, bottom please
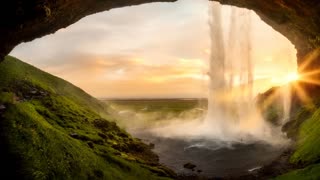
left=9, top=0, right=297, bottom=178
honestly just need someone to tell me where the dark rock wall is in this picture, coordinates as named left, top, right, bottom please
left=0, top=0, right=176, bottom=60
left=215, top=0, right=320, bottom=76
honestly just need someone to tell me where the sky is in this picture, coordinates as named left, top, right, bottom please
left=10, top=0, right=297, bottom=98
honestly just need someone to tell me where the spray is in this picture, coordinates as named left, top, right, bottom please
left=204, top=2, right=285, bottom=143
left=130, top=2, right=289, bottom=146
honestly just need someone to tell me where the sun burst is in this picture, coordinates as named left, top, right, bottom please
left=261, top=49, right=320, bottom=109
left=284, top=49, right=320, bottom=108
left=285, top=72, right=299, bottom=83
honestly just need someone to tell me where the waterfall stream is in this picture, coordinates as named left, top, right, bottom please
left=206, top=2, right=284, bottom=143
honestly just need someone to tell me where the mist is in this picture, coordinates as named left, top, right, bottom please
left=108, top=3, right=291, bottom=147
left=96, top=4, right=299, bottom=177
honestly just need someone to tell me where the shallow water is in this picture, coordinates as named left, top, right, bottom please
left=132, top=131, right=285, bottom=178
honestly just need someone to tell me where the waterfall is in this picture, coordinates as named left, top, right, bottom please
left=147, top=2, right=289, bottom=145
left=206, top=2, right=278, bottom=142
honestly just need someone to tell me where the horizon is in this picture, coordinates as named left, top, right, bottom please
left=99, top=96, right=208, bottom=100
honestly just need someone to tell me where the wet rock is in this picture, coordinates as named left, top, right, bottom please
left=93, top=119, right=119, bottom=131
left=149, top=143, right=155, bottom=149
left=93, top=169, right=103, bottom=178
left=69, top=133, right=79, bottom=138
left=0, top=104, right=6, bottom=110
left=92, top=139, right=104, bottom=145
left=118, top=131, right=129, bottom=138
left=30, top=90, right=37, bottom=94
left=128, top=142, right=145, bottom=152
left=183, top=162, right=196, bottom=170
left=87, top=142, right=94, bottom=149
left=98, top=132, right=107, bottom=139
left=39, top=91, right=48, bottom=96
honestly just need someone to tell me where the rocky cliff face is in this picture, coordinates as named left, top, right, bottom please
left=0, top=0, right=319, bottom=74
left=216, top=0, right=320, bottom=77
left=0, top=0, right=176, bottom=59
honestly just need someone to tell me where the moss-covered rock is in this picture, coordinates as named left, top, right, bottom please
left=256, top=86, right=286, bottom=126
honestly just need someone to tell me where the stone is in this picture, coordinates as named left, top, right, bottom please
left=149, top=143, right=155, bottom=149
left=0, top=104, right=6, bottom=110
left=69, top=133, right=79, bottom=138
left=87, top=142, right=94, bottom=149
left=183, top=162, right=196, bottom=170
left=30, top=90, right=37, bottom=94
left=98, top=132, right=107, bottom=139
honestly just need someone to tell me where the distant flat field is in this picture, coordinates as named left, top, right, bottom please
left=102, top=98, right=208, bottom=114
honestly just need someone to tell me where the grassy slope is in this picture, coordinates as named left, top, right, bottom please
left=275, top=103, right=320, bottom=179
left=291, top=107, right=320, bottom=164
left=256, top=85, right=320, bottom=179
left=0, top=56, right=172, bottom=180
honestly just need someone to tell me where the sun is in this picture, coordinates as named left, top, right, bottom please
left=285, top=72, right=299, bottom=83
left=270, top=72, right=300, bottom=85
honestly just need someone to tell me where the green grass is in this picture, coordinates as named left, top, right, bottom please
left=274, top=101, right=320, bottom=179
left=282, top=105, right=313, bottom=139
left=106, top=99, right=206, bottom=114
left=0, top=91, right=15, bottom=104
left=256, top=85, right=320, bottom=179
left=275, top=163, right=320, bottom=180
left=0, top=56, right=173, bottom=179
left=290, top=107, right=320, bottom=164
left=0, top=55, right=113, bottom=120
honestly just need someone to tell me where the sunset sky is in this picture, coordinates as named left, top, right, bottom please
left=10, top=0, right=297, bottom=98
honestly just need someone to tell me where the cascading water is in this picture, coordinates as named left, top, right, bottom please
left=146, top=2, right=289, bottom=145
left=205, top=2, right=284, bottom=143
left=110, top=2, right=293, bottom=176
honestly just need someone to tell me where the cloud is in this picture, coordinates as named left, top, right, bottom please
left=11, top=0, right=209, bottom=64
left=10, top=0, right=297, bottom=98
left=38, top=52, right=208, bottom=98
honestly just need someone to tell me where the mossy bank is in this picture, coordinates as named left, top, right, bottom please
left=256, top=84, right=320, bottom=180
left=0, top=56, right=175, bottom=180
